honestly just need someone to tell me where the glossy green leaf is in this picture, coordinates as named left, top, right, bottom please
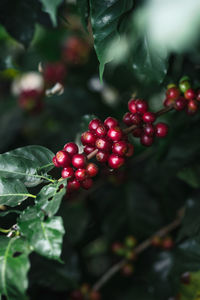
left=77, top=0, right=90, bottom=30
left=0, top=237, right=30, bottom=300
left=39, top=0, right=63, bottom=26
left=89, top=0, right=133, bottom=79
left=0, top=145, right=54, bottom=187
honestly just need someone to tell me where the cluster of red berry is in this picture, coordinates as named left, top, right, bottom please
left=19, top=89, right=44, bottom=113
left=164, top=77, right=200, bottom=114
left=70, top=284, right=101, bottom=300
left=151, top=235, right=174, bottom=250
left=123, top=99, right=169, bottom=146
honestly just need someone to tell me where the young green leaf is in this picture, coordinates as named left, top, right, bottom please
left=39, top=0, right=63, bottom=27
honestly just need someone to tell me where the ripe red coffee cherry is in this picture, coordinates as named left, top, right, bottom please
left=166, top=87, right=180, bottom=100
left=164, top=98, right=175, bottom=107
left=81, top=131, right=96, bottom=146
left=52, top=156, right=60, bottom=167
left=72, top=154, right=86, bottom=168
left=75, top=168, right=87, bottom=181
left=68, top=178, right=81, bottom=191
left=125, top=143, right=134, bottom=157
left=122, top=264, right=134, bottom=276
left=86, top=163, right=98, bottom=177
left=162, top=237, right=173, bottom=250
left=112, top=140, right=128, bottom=156
left=140, top=134, right=154, bottom=146
left=90, top=291, right=101, bottom=300
left=180, top=272, right=191, bottom=285
left=84, top=145, right=95, bottom=155
left=143, top=124, right=155, bottom=137
left=95, top=137, right=112, bottom=152
left=142, top=112, right=156, bottom=123
left=96, top=151, right=109, bottom=163
left=108, top=154, right=125, bottom=169
left=174, top=97, right=187, bottom=111
left=96, top=124, right=107, bottom=137
left=155, top=123, right=168, bottom=138
left=187, top=99, right=198, bottom=114
left=81, top=178, right=93, bottom=189
left=132, top=127, right=143, bottom=137
left=104, top=117, right=118, bottom=129
left=196, top=90, right=200, bottom=101
left=43, top=62, right=66, bottom=85
left=184, top=88, right=196, bottom=100
left=128, top=99, right=137, bottom=113
left=63, top=142, right=78, bottom=156
left=56, top=150, right=71, bottom=167
left=61, top=167, right=74, bottom=179
left=123, top=112, right=132, bottom=126
left=112, top=242, right=124, bottom=255
left=135, top=99, right=148, bottom=114
left=107, top=127, right=123, bottom=142
left=130, top=113, right=142, bottom=125
left=89, top=118, right=101, bottom=132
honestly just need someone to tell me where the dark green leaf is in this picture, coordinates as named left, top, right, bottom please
left=77, top=0, right=90, bottom=30
left=0, top=237, right=30, bottom=300
left=39, top=0, right=63, bottom=26
left=178, top=165, right=200, bottom=188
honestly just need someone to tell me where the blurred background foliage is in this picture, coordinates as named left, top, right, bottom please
left=1, top=0, right=200, bottom=299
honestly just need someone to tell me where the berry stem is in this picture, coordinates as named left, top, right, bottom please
left=92, top=207, right=184, bottom=292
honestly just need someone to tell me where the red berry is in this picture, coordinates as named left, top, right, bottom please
left=122, top=264, right=134, bottom=276
left=174, top=97, right=187, bottom=111
left=56, top=150, right=71, bottom=167
left=75, top=168, right=87, bottom=181
left=123, top=112, right=132, bottom=126
left=135, top=99, right=148, bottom=114
left=132, top=127, right=143, bottom=137
left=43, top=62, right=66, bottom=85
left=96, top=151, right=109, bottom=163
left=96, top=124, right=107, bottom=137
left=143, top=124, right=155, bottom=137
left=52, top=156, right=60, bottom=167
left=90, top=291, right=101, bottom=300
left=128, top=99, right=137, bottom=113
left=155, top=123, right=168, bottom=138
left=166, top=87, right=180, bottom=100
left=63, top=142, right=78, bottom=156
left=164, top=98, right=175, bottom=107
left=72, top=154, right=86, bottom=168
left=107, top=127, right=123, bottom=142
left=112, top=141, right=128, bottom=156
left=62, top=167, right=74, bottom=179
left=95, top=137, right=112, bottom=152
left=186, top=99, right=198, bottom=114
left=125, top=143, right=134, bottom=157
left=142, top=112, right=156, bottom=123
left=108, top=154, right=125, bottom=169
left=130, top=113, right=142, bottom=125
left=140, top=135, right=154, bottom=146
left=162, top=237, right=173, bottom=250
left=67, top=178, right=81, bottom=191
left=196, top=89, right=200, bottom=101
left=184, top=88, right=196, bottom=100
left=84, top=145, right=96, bottom=155
left=104, top=117, right=118, bottom=129
left=86, top=163, right=98, bottom=177
left=151, top=236, right=162, bottom=247
left=180, top=272, right=191, bottom=285
left=81, top=178, right=93, bottom=189
left=81, top=131, right=96, bottom=146
left=70, top=290, right=83, bottom=300
left=89, top=118, right=101, bottom=132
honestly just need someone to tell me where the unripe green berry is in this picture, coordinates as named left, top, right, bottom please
left=179, top=80, right=191, bottom=93
left=125, top=236, right=137, bottom=248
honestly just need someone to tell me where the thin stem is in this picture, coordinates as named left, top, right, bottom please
left=40, top=176, right=56, bottom=183
left=29, top=194, right=36, bottom=199
left=38, top=162, right=54, bottom=171
left=0, top=227, right=11, bottom=234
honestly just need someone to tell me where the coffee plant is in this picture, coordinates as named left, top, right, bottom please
left=1, top=1, right=200, bottom=300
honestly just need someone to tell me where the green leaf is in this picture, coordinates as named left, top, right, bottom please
left=178, top=165, right=200, bottom=188
left=89, top=0, right=133, bottom=80
left=0, top=237, right=30, bottom=300
left=77, top=0, right=90, bottom=30
left=0, top=145, right=54, bottom=187
left=0, top=178, right=34, bottom=207
left=180, top=270, right=200, bottom=300
left=39, top=0, right=63, bottom=27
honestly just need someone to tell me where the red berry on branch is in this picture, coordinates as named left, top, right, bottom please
left=155, top=123, right=168, bottom=138
left=107, top=127, right=123, bottom=142
left=140, top=134, right=154, bottom=146
left=89, top=119, right=101, bottom=132
left=52, top=156, right=60, bottom=167
left=43, top=62, right=66, bottom=85
left=56, top=150, right=71, bottom=167
left=180, top=272, right=191, bottom=285
left=186, top=99, right=198, bottom=114
left=96, top=124, right=107, bottom=137
left=128, top=99, right=137, bottom=114
left=122, top=264, right=134, bottom=276
left=84, top=145, right=96, bottom=155
left=174, top=97, right=187, bottom=111
left=112, top=140, right=128, bottom=156
left=162, top=237, right=174, bottom=250
left=164, top=98, right=175, bottom=107
left=184, top=88, right=196, bottom=100
left=142, top=112, right=156, bottom=123
left=75, top=168, right=87, bottom=181
left=166, top=87, right=180, bottom=100
left=130, top=113, right=142, bottom=125
left=95, top=137, right=112, bottom=152
left=104, top=117, right=118, bottom=129
left=72, top=154, right=86, bottom=168
left=96, top=151, right=109, bottom=163
left=63, top=142, right=78, bottom=156
left=123, top=112, right=133, bottom=126
left=125, top=143, right=134, bottom=157
left=81, top=178, right=93, bottom=189
left=196, top=90, right=200, bottom=101
left=86, top=163, right=98, bottom=177
left=68, top=178, right=81, bottom=191
left=143, top=124, right=155, bottom=137
left=135, top=99, right=148, bottom=114
left=112, top=242, right=124, bottom=255
left=108, top=154, right=125, bottom=169
left=62, top=167, right=74, bottom=179
left=81, top=131, right=96, bottom=146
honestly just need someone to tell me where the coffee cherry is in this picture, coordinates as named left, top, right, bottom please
left=123, top=112, right=132, bottom=126
left=62, top=167, right=74, bottom=179
left=90, top=291, right=101, bottom=300
left=56, top=150, right=71, bottom=167
left=84, top=145, right=96, bottom=155
left=135, top=99, right=148, bottom=114
left=52, top=156, right=60, bottom=167
left=107, top=127, right=123, bottom=142
left=112, top=140, right=128, bottom=156
left=75, top=168, right=87, bottom=181
left=179, top=80, right=191, bottom=93
left=70, top=290, right=83, bottom=300
left=128, top=99, right=137, bottom=113
left=151, top=236, right=162, bottom=247
left=143, top=124, right=155, bottom=137
left=63, top=142, right=78, bottom=156
left=86, top=163, right=98, bottom=177
left=162, top=237, right=173, bottom=250
left=96, top=124, right=107, bottom=137
left=174, top=97, right=187, bottom=111
left=140, top=134, right=154, bottom=146
left=95, top=137, right=112, bottom=152
left=68, top=178, right=81, bottom=191
left=125, top=143, right=134, bottom=157
left=180, top=272, right=191, bottom=285
left=125, top=250, right=136, bottom=261
left=187, top=99, right=198, bottom=114
left=89, top=118, right=101, bottom=132
left=122, top=264, right=134, bottom=276
left=184, top=88, right=196, bottom=100
left=72, top=154, right=86, bottom=168
left=81, top=178, right=93, bottom=189
left=43, top=62, right=66, bottom=85
left=112, top=242, right=124, bottom=255
left=108, top=154, right=125, bottom=169
left=132, top=127, right=143, bottom=137
left=155, top=123, right=168, bottom=138
left=164, top=98, right=175, bottom=107
left=142, top=112, right=156, bottom=123
left=166, top=87, right=180, bottom=100
left=104, top=117, right=118, bottom=129
left=196, top=90, right=200, bottom=101
left=130, top=113, right=142, bottom=125
left=81, top=131, right=96, bottom=146
left=80, top=284, right=90, bottom=295
left=96, top=151, right=109, bottom=163
left=167, top=83, right=176, bottom=89
left=125, top=236, right=137, bottom=248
